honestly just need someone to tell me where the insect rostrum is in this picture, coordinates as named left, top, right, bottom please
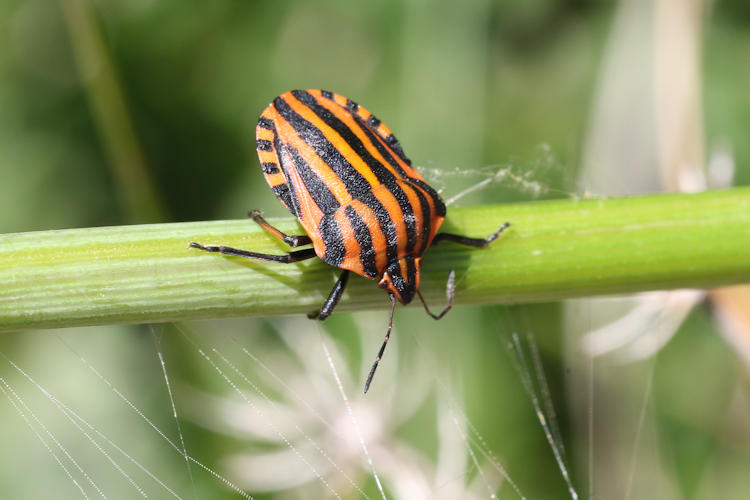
left=191, top=89, right=509, bottom=392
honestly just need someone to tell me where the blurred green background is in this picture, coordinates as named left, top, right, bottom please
left=1, top=0, right=750, bottom=499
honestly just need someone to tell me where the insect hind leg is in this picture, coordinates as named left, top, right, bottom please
left=189, top=242, right=317, bottom=263
left=249, top=210, right=312, bottom=247
left=417, top=269, right=455, bottom=320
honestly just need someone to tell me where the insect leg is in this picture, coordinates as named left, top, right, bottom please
left=432, top=222, right=511, bottom=247
left=249, top=210, right=312, bottom=247
left=364, top=293, right=397, bottom=393
left=189, top=242, right=317, bottom=263
left=417, top=270, right=455, bottom=320
left=308, top=270, right=350, bottom=321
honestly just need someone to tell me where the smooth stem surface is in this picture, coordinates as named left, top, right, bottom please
left=1, top=188, right=749, bottom=331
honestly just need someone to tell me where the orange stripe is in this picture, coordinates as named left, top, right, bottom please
left=398, top=181, right=427, bottom=254
left=333, top=209, right=365, bottom=276
left=371, top=184, right=409, bottom=257
left=356, top=107, right=372, bottom=122
left=407, top=178, right=444, bottom=248
left=376, top=123, right=392, bottom=139
left=264, top=172, right=286, bottom=186
left=256, top=128, right=275, bottom=142
left=257, top=150, right=279, bottom=164
left=398, top=258, right=408, bottom=287
left=348, top=199, right=388, bottom=273
left=331, top=92, right=349, bottom=109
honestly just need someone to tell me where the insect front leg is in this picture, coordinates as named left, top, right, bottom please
left=432, top=222, right=511, bottom=248
left=249, top=210, right=312, bottom=247
left=308, top=270, right=350, bottom=321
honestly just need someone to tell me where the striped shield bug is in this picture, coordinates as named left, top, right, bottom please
left=190, top=89, right=510, bottom=392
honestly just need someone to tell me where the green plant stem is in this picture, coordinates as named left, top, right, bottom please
left=1, top=188, right=749, bottom=331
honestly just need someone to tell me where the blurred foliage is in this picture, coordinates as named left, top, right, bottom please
left=0, top=0, right=612, bottom=232
left=1, top=0, right=749, bottom=499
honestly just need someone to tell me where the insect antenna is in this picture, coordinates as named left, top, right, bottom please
left=417, top=269, right=456, bottom=320
left=364, top=294, right=398, bottom=393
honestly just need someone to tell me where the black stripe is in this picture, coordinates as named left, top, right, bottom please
left=403, top=256, right=418, bottom=304
left=258, top=117, right=274, bottom=130
left=351, top=115, right=412, bottom=179
left=319, top=214, right=345, bottom=266
left=271, top=184, right=295, bottom=214
left=262, top=162, right=280, bottom=174
left=390, top=187, right=418, bottom=253
left=385, top=256, right=414, bottom=304
left=284, top=144, right=340, bottom=214
left=321, top=90, right=333, bottom=100
left=411, top=178, right=446, bottom=217
left=367, top=115, right=381, bottom=129
left=273, top=134, right=302, bottom=215
left=257, top=139, right=273, bottom=152
left=399, top=182, right=431, bottom=256
left=406, top=256, right=416, bottom=288
left=405, top=180, right=441, bottom=254
left=383, top=134, right=411, bottom=165
left=399, top=256, right=417, bottom=304
left=287, top=90, right=418, bottom=254
left=360, top=192, right=399, bottom=265
left=344, top=206, right=378, bottom=278
left=346, top=99, right=359, bottom=113
left=388, top=256, right=402, bottom=281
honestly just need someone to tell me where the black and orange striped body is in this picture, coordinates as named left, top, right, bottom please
left=255, top=89, right=446, bottom=304
left=190, top=89, right=510, bottom=391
